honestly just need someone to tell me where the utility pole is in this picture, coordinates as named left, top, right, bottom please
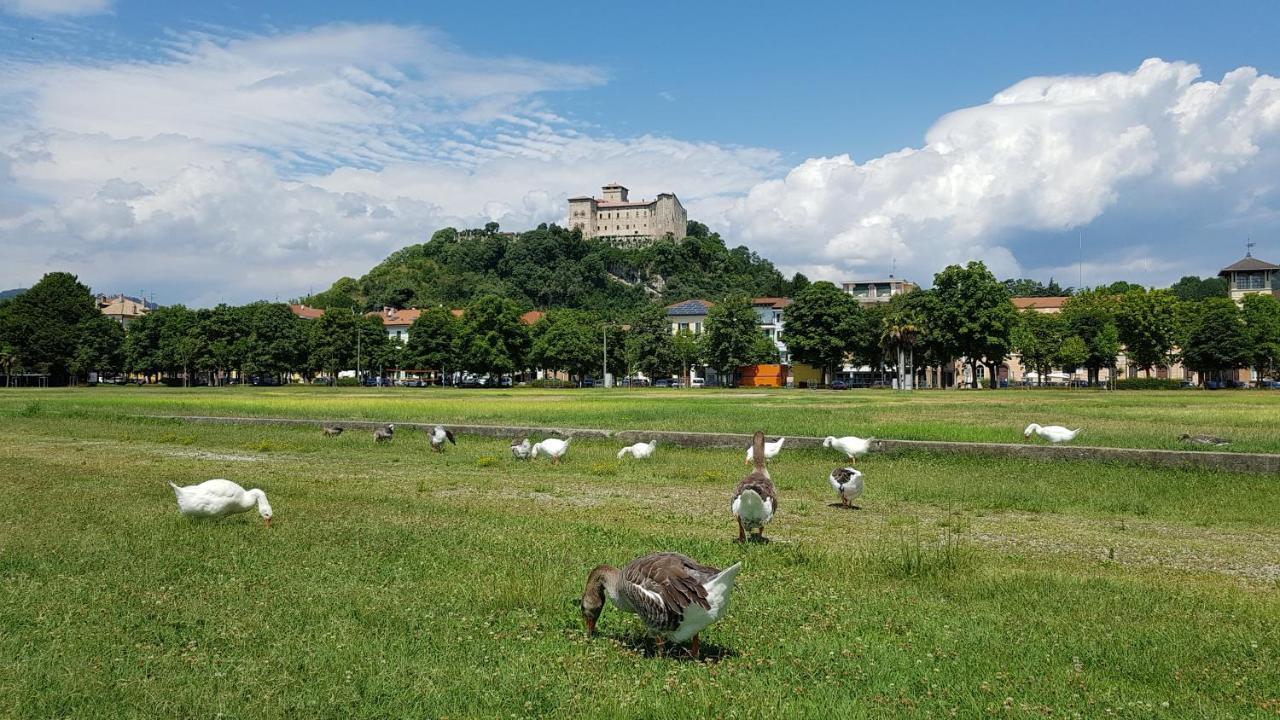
left=602, top=323, right=608, bottom=388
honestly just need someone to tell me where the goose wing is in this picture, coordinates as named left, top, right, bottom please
left=445, top=429, right=456, bottom=445
left=732, top=471, right=778, bottom=513
left=622, top=553, right=718, bottom=632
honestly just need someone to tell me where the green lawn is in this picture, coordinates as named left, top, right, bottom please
left=0, top=407, right=1277, bottom=718
left=3, top=384, right=1280, bottom=453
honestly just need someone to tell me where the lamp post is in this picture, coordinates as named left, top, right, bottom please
left=602, top=322, right=609, bottom=388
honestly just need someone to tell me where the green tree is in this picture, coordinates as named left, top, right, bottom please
left=1061, top=291, right=1121, bottom=386
left=880, top=293, right=925, bottom=390
left=1114, top=289, right=1178, bottom=377
left=622, top=304, right=674, bottom=380
left=358, top=315, right=399, bottom=379
left=0, top=272, right=122, bottom=385
left=783, top=282, right=863, bottom=384
left=308, top=310, right=358, bottom=382
left=703, top=293, right=770, bottom=385
left=1182, top=297, right=1253, bottom=384
left=1002, top=278, right=1072, bottom=297
left=1169, top=275, right=1229, bottom=302
left=1014, top=310, right=1064, bottom=386
left=1055, top=335, right=1088, bottom=379
left=931, top=261, right=1017, bottom=388
left=1241, top=293, right=1280, bottom=380
left=453, top=295, right=530, bottom=377
left=529, top=309, right=599, bottom=383
left=70, top=314, right=124, bottom=383
left=0, top=342, right=18, bottom=386
left=671, top=329, right=704, bottom=386
left=245, top=303, right=308, bottom=381
left=403, top=309, right=458, bottom=379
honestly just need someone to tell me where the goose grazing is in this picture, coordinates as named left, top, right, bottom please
left=744, top=436, right=785, bottom=465
left=169, top=479, right=273, bottom=526
left=617, top=440, right=657, bottom=460
left=322, top=425, right=344, bottom=437
left=732, top=430, right=778, bottom=543
left=1180, top=433, right=1231, bottom=446
left=580, top=552, right=742, bottom=658
left=829, top=467, right=864, bottom=509
left=373, top=424, right=395, bottom=443
left=430, top=425, right=456, bottom=452
left=510, top=437, right=532, bottom=460
left=1023, top=423, right=1080, bottom=444
left=532, top=437, right=571, bottom=464
left=822, top=436, right=874, bottom=463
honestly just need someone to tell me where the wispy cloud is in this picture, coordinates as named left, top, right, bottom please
left=0, top=0, right=109, bottom=19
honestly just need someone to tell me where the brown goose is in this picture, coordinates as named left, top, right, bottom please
left=373, top=424, right=395, bottom=443
left=731, top=430, right=778, bottom=543
left=322, top=425, right=344, bottom=437
left=580, top=552, right=742, bottom=658
left=1179, top=433, right=1230, bottom=446
left=430, top=425, right=456, bottom=452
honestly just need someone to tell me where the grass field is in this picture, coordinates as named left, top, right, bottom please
left=1, top=398, right=1278, bottom=718
left=3, top=384, right=1280, bottom=454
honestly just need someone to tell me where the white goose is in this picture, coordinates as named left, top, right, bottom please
left=617, top=440, right=657, bottom=460
left=580, top=552, right=742, bottom=658
left=1023, top=423, right=1081, bottom=443
left=828, top=467, right=864, bottom=509
left=169, top=479, right=273, bottom=526
left=822, top=436, right=874, bottom=463
left=430, top=425, right=456, bottom=452
left=532, top=437, right=571, bottom=464
left=510, top=437, right=532, bottom=460
left=744, top=436, right=785, bottom=465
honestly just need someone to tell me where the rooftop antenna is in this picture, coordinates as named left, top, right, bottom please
left=890, top=256, right=897, bottom=279
left=1077, top=230, right=1083, bottom=289
left=1246, top=239, right=1255, bottom=257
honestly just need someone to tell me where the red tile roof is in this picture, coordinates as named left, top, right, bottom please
left=753, top=297, right=793, bottom=308
left=1011, top=296, right=1070, bottom=311
left=288, top=304, right=325, bottom=320
left=367, top=308, right=423, bottom=326
left=520, top=310, right=545, bottom=325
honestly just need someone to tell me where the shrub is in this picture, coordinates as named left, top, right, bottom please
left=1115, top=378, right=1185, bottom=390
left=528, top=378, right=572, bottom=388
left=335, top=377, right=360, bottom=387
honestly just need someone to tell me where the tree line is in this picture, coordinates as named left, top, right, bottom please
left=781, top=262, right=1279, bottom=387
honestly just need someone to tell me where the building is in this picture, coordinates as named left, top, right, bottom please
left=288, top=303, right=325, bottom=320
left=96, top=294, right=152, bottom=327
left=841, top=278, right=918, bottom=303
left=368, top=307, right=423, bottom=344
left=665, top=299, right=712, bottom=334
left=567, top=183, right=687, bottom=249
left=1011, top=296, right=1070, bottom=314
left=753, top=297, right=791, bottom=363
left=1219, top=252, right=1279, bottom=303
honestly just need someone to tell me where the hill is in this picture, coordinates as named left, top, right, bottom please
left=0, top=288, right=27, bottom=301
left=300, top=222, right=807, bottom=312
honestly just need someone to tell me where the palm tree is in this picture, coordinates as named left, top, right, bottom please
left=880, top=313, right=921, bottom=391
left=0, top=344, right=17, bottom=388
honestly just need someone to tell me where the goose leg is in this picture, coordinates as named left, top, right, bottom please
left=655, top=636, right=665, bottom=657
left=735, top=515, right=746, bottom=543
left=841, top=496, right=849, bottom=508
left=690, top=634, right=700, bottom=659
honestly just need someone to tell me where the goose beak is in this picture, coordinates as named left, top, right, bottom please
left=264, top=517, right=273, bottom=528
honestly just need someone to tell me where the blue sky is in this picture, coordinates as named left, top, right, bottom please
left=3, top=0, right=1280, bottom=303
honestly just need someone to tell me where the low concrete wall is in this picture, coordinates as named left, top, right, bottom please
left=148, top=415, right=1280, bottom=474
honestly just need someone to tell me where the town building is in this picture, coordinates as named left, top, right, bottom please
left=369, top=307, right=423, bottom=344
left=842, top=278, right=918, bottom=303
left=567, top=184, right=687, bottom=249
left=665, top=299, right=712, bottom=334
left=1219, top=252, right=1279, bottom=303
left=96, top=294, right=153, bottom=327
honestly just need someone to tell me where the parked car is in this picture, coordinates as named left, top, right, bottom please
left=829, top=380, right=849, bottom=390
left=689, top=377, right=705, bottom=388
left=653, top=378, right=672, bottom=388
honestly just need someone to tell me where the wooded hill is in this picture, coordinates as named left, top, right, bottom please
left=299, top=221, right=809, bottom=313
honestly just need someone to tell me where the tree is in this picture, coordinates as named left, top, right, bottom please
left=1014, top=310, right=1064, bottom=386
left=308, top=310, right=358, bottom=382
left=70, top=314, right=124, bottom=383
left=622, top=303, right=674, bottom=380
left=453, top=295, right=530, bottom=377
left=782, top=282, right=862, bottom=384
left=358, top=315, right=399, bottom=379
left=1182, top=297, right=1253, bottom=384
left=245, top=303, right=308, bottom=381
left=880, top=293, right=924, bottom=390
left=1241, top=293, right=1280, bottom=380
left=1055, top=335, right=1088, bottom=379
left=403, top=309, right=458, bottom=379
left=1114, top=289, right=1178, bottom=376
left=671, top=329, right=704, bottom=386
left=0, top=272, right=123, bottom=385
left=1002, top=278, right=1071, bottom=298
left=529, top=309, right=598, bottom=383
left=703, top=293, right=770, bottom=385
left=1061, top=291, right=1121, bottom=386
left=0, top=342, right=18, bottom=386
left=1169, top=275, right=1229, bottom=302
left=931, top=262, right=1017, bottom=388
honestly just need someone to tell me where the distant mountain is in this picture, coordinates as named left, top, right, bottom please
left=299, top=222, right=809, bottom=313
left=0, top=288, right=26, bottom=301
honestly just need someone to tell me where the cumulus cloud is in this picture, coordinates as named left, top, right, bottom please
left=728, top=59, right=1280, bottom=286
left=0, top=24, right=780, bottom=303
left=0, top=0, right=109, bottom=18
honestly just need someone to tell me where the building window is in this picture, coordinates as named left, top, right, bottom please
left=679, top=322, right=689, bottom=332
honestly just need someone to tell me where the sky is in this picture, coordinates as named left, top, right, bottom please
left=3, top=1, right=1280, bottom=305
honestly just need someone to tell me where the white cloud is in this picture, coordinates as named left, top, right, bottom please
left=0, top=24, right=779, bottom=303
left=0, top=0, right=109, bottom=18
left=727, top=58, right=1280, bottom=287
